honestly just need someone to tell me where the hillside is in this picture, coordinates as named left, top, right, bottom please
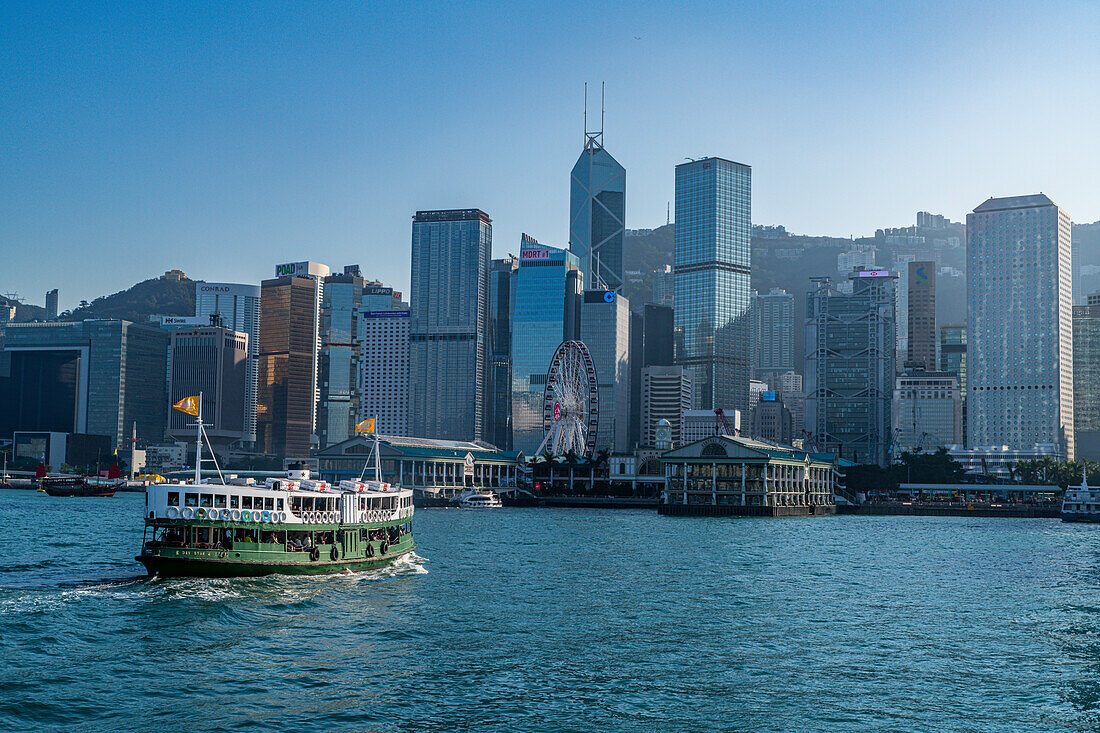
left=60, top=276, right=196, bottom=323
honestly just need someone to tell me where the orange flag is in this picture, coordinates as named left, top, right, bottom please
left=173, top=396, right=200, bottom=416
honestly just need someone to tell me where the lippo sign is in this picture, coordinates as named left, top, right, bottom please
left=520, top=249, right=550, bottom=261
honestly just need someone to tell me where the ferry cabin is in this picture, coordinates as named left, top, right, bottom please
left=660, top=435, right=838, bottom=517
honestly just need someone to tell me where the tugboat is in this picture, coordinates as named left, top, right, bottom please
left=1061, top=467, right=1100, bottom=522
left=137, top=399, right=414, bottom=577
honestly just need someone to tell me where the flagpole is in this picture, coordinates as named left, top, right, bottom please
left=195, top=392, right=203, bottom=486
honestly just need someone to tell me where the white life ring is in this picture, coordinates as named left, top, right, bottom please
left=279, top=512, right=287, bottom=522
left=328, top=512, right=336, bottom=524
left=231, top=509, right=241, bottom=521
left=252, top=512, right=261, bottom=523
left=167, top=506, right=179, bottom=519
left=182, top=507, right=195, bottom=520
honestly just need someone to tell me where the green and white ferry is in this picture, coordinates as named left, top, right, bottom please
left=138, top=399, right=414, bottom=577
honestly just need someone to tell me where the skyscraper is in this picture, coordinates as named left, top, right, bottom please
left=194, top=282, right=261, bottom=444
left=510, top=239, right=582, bottom=454
left=966, top=194, right=1074, bottom=458
left=641, top=365, right=692, bottom=447
left=359, top=306, right=409, bottom=437
left=569, top=103, right=625, bottom=292
left=673, top=157, right=752, bottom=414
left=44, top=289, right=58, bottom=321
left=906, top=261, right=936, bottom=371
left=750, top=288, right=795, bottom=381
left=409, top=209, right=492, bottom=441
left=168, top=325, right=248, bottom=447
left=805, top=271, right=897, bottom=466
left=580, top=288, right=631, bottom=452
left=1073, top=296, right=1100, bottom=458
left=318, top=266, right=365, bottom=448
left=257, top=265, right=329, bottom=458
left=487, top=257, right=518, bottom=450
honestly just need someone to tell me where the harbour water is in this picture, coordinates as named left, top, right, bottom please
left=3, top=491, right=1100, bottom=731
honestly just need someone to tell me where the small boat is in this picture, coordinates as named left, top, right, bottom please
left=457, top=489, right=503, bottom=508
left=41, top=476, right=123, bottom=498
left=1061, top=468, right=1099, bottom=522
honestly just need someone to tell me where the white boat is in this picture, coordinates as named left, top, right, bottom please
left=1061, top=468, right=1100, bottom=522
left=457, top=490, right=503, bottom=509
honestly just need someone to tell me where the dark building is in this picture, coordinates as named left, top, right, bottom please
left=0, top=320, right=169, bottom=448
left=751, top=394, right=794, bottom=444
left=487, top=257, right=517, bottom=449
left=643, top=304, right=674, bottom=367
left=45, top=289, right=59, bottom=321
left=906, top=261, right=936, bottom=371
left=257, top=275, right=321, bottom=458
left=168, top=326, right=248, bottom=447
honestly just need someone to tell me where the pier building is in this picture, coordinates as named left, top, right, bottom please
left=659, top=435, right=838, bottom=516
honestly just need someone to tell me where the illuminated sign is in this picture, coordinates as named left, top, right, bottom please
left=583, top=290, right=616, bottom=304
left=364, top=286, right=393, bottom=296
left=362, top=310, right=409, bottom=318
left=521, top=249, right=550, bottom=260
left=856, top=270, right=891, bottom=278
left=761, top=390, right=777, bottom=402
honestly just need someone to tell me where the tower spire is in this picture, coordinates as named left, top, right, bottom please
left=584, top=82, right=604, bottom=151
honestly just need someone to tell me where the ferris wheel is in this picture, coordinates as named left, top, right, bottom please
left=536, top=340, right=599, bottom=458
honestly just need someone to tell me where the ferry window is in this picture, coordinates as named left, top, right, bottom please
left=264, top=497, right=274, bottom=510
left=167, top=491, right=180, bottom=506
left=276, top=498, right=284, bottom=510
left=214, top=495, right=227, bottom=509
left=289, top=497, right=301, bottom=511
left=242, top=495, right=253, bottom=509
left=185, top=493, right=198, bottom=507
left=303, top=497, right=314, bottom=511
left=359, top=497, right=365, bottom=510
left=230, top=495, right=239, bottom=509
left=200, top=494, right=213, bottom=507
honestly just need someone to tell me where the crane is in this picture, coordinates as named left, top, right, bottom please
left=714, top=409, right=738, bottom=437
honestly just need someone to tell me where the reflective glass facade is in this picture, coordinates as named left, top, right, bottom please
left=581, top=290, right=631, bottom=452
left=966, top=195, right=1073, bottom=457
left=409, top=209, right=492, bottom=441
left=318, top=272, right=364, bottom=448
left=570, top=143, right=625, bottom=292
left=257, top=275, right=320, bottom=458
left=510, top=243, right=581, bottom=454
left=488, top=257, right=518, bottom=450
left=750, top=288, right=794, bottom=379
left=673, top=157, right=752, bottom=413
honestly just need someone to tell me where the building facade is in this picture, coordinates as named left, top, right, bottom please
left=805, top=271, right=897, bottom=466
left=751, top=394, right=793, bottom=444
left=318, top=267, right=365, bottom=449
left=892, top=371, right=961, bottom=452
left=257, top=270, right=326, bottom=458
left=409, top=209, right=492, bottom=441
left=510, top=240, right=582, bottom=454
left=641, top=365, right=692, bottom=448
left=0, top=320, right=169, bottom=448
left=1074, top=299, right=1100, bottom=458
left=906, top=261, right=937, bottom=370
left=487, top=257, right=518, bottom=450
left=168, top=326, right=248, bottom=446
left=673, top=157, right=752, bottom=414
left=966, top=194, right=1074, bottom=458
left=358, top=308, right=409, bottom=436
left=751, top=288, right=795, bottom=381
left=681, top=408, right=740, bottom=445
left=569, top=127, right=625, bottom=292
left=194, top=282, right=262, bottom=444
left=660, top=435, right=837, bottom=516
left=580, top=289, right=631, bottom=452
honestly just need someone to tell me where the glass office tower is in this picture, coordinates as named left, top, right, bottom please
left=488, top=257, right=518, bottom=450
left=510, top=238, right=582, bottom=454
left=409, top=209, right=492, bottom=441
left=673, top=157, right=752, bottom=413
left=318, top=266, right=365, bottom=449
left=569, top=130, right=625, bottom=292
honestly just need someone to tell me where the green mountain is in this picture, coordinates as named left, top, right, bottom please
left=60, top=275, right=196, bottom=324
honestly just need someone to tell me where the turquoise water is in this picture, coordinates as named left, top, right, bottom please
left=2, top=492, right=1100, bottom=731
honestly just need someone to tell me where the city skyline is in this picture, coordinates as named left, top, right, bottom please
left=3, top=2, right=1099, bottom=309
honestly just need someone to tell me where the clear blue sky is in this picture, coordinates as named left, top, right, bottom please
left=2, top=1, right=1097, bottom=309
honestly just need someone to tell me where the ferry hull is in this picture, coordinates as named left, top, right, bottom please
left=137, top=544, right=415, bottom=578
left=1060, top=511, right=1100, bottom=523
